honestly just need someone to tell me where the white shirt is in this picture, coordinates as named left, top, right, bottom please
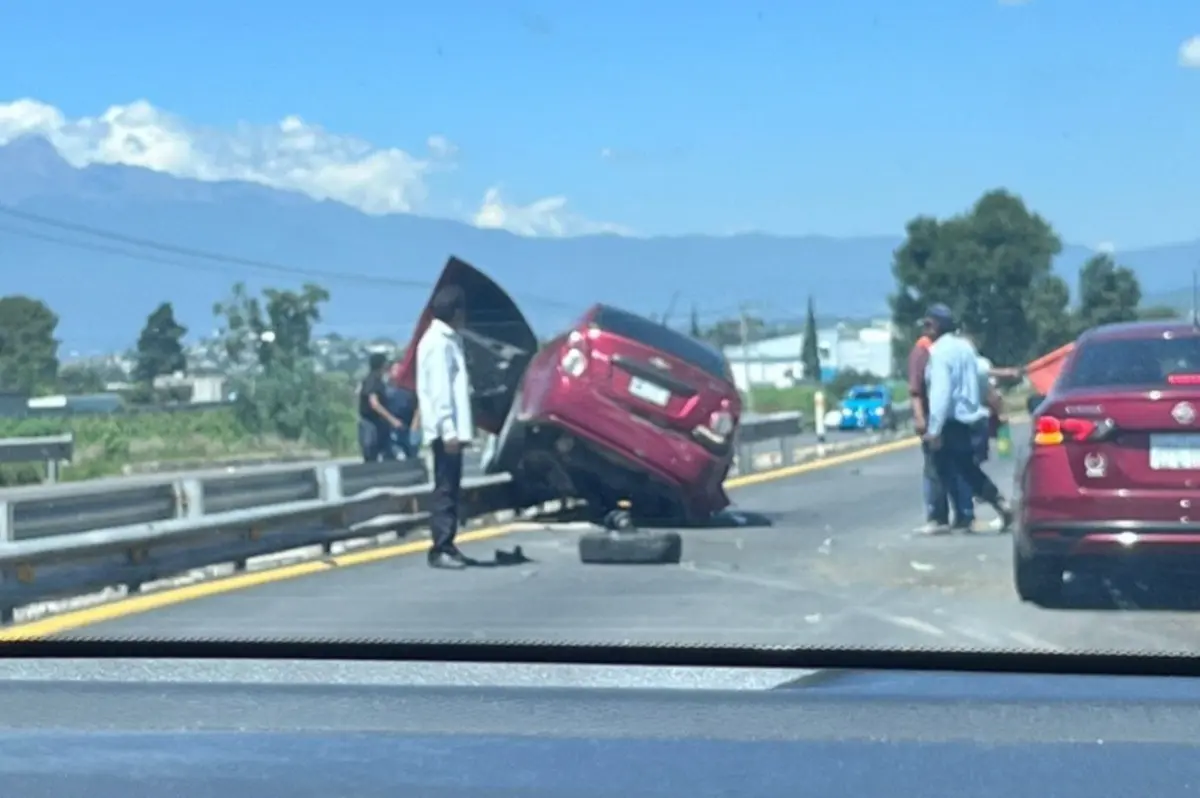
left=976, top=355, right=997, bottom=390
left=416, top=318, right=474, bottom=445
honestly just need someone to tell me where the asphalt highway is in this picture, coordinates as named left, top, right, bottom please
left=57, top=429, right=1200, bottom=653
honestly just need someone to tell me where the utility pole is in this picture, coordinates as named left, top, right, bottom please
left=739, top=304, right=755, bottom=414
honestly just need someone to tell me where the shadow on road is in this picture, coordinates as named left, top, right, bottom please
left=634, top=508, right=776, bottom=530
left=464, top=546, right=536, bottom=568
left=1056, top=565, right=1200, bottom=611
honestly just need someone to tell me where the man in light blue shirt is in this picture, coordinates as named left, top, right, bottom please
left=416, top=284, right=475, bottom=569
left=923, top=304, right=1014, bottom=533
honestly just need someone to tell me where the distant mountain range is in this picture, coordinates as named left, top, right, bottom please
left=1, top=135, right=1197, bottom=354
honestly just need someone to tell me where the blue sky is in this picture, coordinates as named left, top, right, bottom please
left=1, top=0, right=1198, bottom=248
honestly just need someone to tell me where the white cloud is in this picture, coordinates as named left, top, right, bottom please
left=0, top=98, right=618, bottom=238
left=0, top=97, right=455, bottom=215
left=426, top=134, right=458, bottom=159
left=472, top=186, right=630, bottom=238
left=1179, top=36, right=1200, bottom=68
left=1096, top=241, right=1116, bottom=254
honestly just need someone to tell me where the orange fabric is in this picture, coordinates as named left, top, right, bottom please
left=1025, top=342, right=1075, bottom=395
left=916, top=336, right=932, bottom=350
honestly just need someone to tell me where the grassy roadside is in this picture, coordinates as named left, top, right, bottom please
left=0, top=408, right=359, bottom=486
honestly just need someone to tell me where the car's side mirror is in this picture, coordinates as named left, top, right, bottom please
left=1026, top=393, right=1045, bottom=416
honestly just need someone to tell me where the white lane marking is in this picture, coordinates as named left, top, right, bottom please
left=883, top=615, right=946, bottom=638
left=680, top=563, right=952, bottom=638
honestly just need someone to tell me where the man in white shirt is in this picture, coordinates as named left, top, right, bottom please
left=416, top=284, right=475, bottom=569
left=924, top=305, right=1014, bottom=533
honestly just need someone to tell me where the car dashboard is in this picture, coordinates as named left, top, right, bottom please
left=2, top=655, right=1200, bottom=797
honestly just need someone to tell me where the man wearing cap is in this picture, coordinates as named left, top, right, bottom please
left=922, top=304, right=1015, bottom=532
left=908, top=319, right=954, bottom=534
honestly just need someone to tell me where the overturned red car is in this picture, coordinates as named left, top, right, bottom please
left=392, top=257, right=743, bottom=526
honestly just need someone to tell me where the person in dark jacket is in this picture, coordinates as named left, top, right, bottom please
left=383, top=383, right=419, bottom=459
left=358, top=352, right=405, bottom=462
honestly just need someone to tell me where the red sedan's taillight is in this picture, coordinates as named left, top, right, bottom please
left=708, top=410, right=735, bottom=437
left=559, top=331, right=590, bottom=378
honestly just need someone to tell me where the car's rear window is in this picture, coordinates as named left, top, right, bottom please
left=593, top=305, right=731, bottom=381
left=1060, top=335, right=1200, bottom=389
left=848, top=389, right=886, bottom=401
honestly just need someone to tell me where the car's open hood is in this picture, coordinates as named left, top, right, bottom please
left=392, top=256, right=539, bottom=434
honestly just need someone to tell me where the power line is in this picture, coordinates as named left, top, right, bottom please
left=0, top=205, right=576, bottom=310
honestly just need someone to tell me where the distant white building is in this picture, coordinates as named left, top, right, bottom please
left=722, top=319, right=896, bottom=392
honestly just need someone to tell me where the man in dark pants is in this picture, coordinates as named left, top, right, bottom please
left=358, top=352, right=405, bottom=462
left=923, top=304, right=1014, bottom=533
left=909, top=324, right=952, bottom=534
left=416, top=285, right=473, bottom=569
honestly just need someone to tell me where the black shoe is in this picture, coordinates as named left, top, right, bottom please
left=427, top=549, right=466, bottom=569
left=445, top=545, right=472, bottom=566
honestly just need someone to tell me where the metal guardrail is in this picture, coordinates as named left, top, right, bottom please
left=0, top=434, right=74, bottom=484
left=0, top=408, right=912, bottom=625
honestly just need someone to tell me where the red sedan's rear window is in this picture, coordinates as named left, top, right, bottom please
left=593, top=305, right=732, bottom=382
left=1060, top=336, right=1200, bottom=389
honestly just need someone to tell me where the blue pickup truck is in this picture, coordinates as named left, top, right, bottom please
left=836, top=384, right=896, bottom=431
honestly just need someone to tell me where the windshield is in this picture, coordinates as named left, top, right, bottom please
left=4, top=5, right=1200, bottom=662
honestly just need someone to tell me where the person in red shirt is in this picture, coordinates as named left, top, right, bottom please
left=909, top=323, right=956, bottom=534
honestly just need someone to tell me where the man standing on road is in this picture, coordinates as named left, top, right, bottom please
left=358, top=352, right=405, bottom=462
left=909, top=322, right=954, bottom=534
left=923, top=304, right=1015, bottom=533
left=416, top=285, right=474, bottom=569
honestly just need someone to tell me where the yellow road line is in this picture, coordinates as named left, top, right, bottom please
left=0, top=434, right=925, bottom=640
left=724, top=436, right=919, bottom=488
left=0, top=524, right=524, bottom=641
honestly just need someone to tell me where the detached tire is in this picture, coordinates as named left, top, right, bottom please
left=578, top=530, right=683, bottom=565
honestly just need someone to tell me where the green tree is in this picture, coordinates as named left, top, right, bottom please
left=1074, top=254, right=1141, bottom=331
left=214, top=282, right=337, bottom=445
left=134, top=302, right=188, bottom=384
left=1026, top=273, right=1075, bottom=359
left=213, top=282, right=330, bottom=370
left=890, top=189, right=1066, bottom=367
left=1138, top=305, right=1181, bottom=320
left=0, top=295, right=60, bottom=396
left=703, top=315, right=768, bottom=348
left=58, top=363, right=109, bottom=395
left=801, top=295, right=821, bottom=381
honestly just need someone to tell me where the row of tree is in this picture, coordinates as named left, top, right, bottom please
left=682, top=189, right=1182, bottom=379
left=889, top=189, right=1179, bottom=370
left=0, top=281, right=348, bottom=446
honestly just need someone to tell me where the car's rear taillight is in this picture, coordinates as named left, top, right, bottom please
left=560, top=347, right=588, bottom=378
left=708, top=410, right=734, bottom=437
left=1168, top=374, right=1200, bottom=386
left=1034, top=415, right=1098, bottom=446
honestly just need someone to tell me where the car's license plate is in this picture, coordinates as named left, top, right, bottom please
left=1149, top=433, right=1200, bottom=470
left=628, top=376, right=670, bottom=407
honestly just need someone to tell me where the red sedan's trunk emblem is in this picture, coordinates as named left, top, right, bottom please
left=1172, top=402, right=1196, bottom=425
